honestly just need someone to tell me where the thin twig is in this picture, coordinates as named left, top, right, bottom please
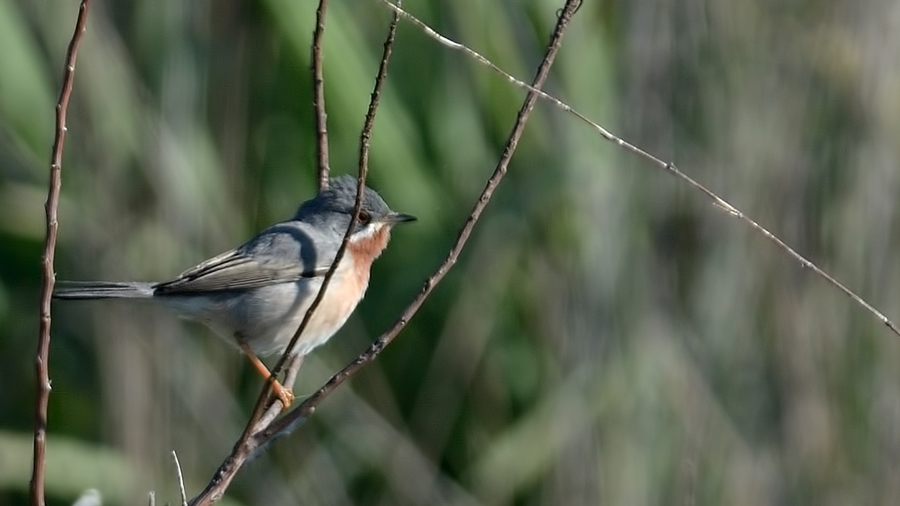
left=32, top=2, right=92, bottom=506
left=356, top=0, right=400, bottom=184
left=253, top=0, right=403, bottom=448
left=261, top=0, right=400, bottom=438
left=374, top=0, right=900, bottom=337
left=270, top=0, right=402, bottom=379
left=312, top=0, right=330, bottom=191
left=261, top=0, right=584, bottom=441
left=188, top=4, right=402, bottom=504
left=229, top=0, right=338, bottom=450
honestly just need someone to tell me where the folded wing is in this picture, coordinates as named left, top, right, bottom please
left=154, top=221, right=334, bottom=295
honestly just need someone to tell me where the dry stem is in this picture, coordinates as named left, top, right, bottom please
left=32, top=2, right=92, bottom=505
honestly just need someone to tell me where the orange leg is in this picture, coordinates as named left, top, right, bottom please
left=238, top=341, right=294, bottom=410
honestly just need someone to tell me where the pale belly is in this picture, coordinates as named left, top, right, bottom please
left=159, top=261, right=368, bottom=357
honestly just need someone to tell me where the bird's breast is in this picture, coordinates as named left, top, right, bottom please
left=250, top=254, right=371, bottom=357
left=347, top=225, right=392, bottom=268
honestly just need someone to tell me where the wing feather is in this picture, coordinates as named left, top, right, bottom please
left=153, top=221, right=334, bottom=294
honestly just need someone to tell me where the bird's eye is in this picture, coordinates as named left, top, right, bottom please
left=358, top=211, right=372, bottom=224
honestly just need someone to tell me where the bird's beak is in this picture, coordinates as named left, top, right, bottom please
left=386, top=212, right=417, bottom=225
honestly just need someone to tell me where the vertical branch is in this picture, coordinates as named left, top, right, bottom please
left=32, top=1, right=92, bottom=506
left=262, top=0, right=584, bottom=440
left=312, top=0, right=330, bottom=191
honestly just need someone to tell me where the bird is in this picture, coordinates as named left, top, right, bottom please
left=54, top=175, right=416, bottom=408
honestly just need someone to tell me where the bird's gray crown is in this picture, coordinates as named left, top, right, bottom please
left=294, top=175, right=392, bottom=223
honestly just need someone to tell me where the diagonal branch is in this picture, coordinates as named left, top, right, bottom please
left=32, top=2, right=92, bottom=506
left=188, top=4, right=402, bottom=504
left=268, top=0, right=402, bottom=406
left=260, top=0, right=403, bottom=434
left=374, top=0, right=900, bottom=337
left=260, top=0, right=585, bottom=441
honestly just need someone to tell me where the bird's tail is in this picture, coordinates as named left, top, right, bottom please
left=53, top=281, right=156, bottom=300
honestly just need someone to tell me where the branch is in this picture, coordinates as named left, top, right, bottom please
left=261, top=0, right=584, bottom=441
left=374, top=0, right=900, bottom=337
left=32, top=2, right=92, bottom=506
left=312, top=0, right=330, bottom=191
left=271, top=0, right=401, bottom=379
left=188, top=3, right=402, bottom=504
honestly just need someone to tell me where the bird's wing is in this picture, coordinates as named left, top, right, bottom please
left=153, top=221, right=336, bottom=294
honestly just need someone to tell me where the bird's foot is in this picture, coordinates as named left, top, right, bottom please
left=270, top=379, right=295, bottom=411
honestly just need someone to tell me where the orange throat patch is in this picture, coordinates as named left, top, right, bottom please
left=347, top=225, right=392, bottom=285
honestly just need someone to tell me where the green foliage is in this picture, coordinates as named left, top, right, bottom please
left=2, top=0, right=900, bottom=505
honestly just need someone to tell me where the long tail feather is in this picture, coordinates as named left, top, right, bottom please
left=53, top=281, right=156, bottom=299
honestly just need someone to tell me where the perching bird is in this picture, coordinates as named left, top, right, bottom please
left=54, top=175, right=416, bottom=408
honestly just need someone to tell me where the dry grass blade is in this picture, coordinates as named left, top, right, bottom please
left=373, top=0, right=900, bottom=338
left=172, top=450, right=187, bottom=506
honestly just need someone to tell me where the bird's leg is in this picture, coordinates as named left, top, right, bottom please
left=238, top=341, right=294, bottom=411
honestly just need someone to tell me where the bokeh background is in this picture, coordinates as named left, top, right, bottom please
left=3, top=0, right=900, bottom=504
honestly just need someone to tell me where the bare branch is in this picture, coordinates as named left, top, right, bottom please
left=256, top=0, right=403, bottom=446
left=312, top=0, right=330, bottom=191
left=188, top=2, right=403, bottom=504
left=32, top=2, right=92, bottom=506
left=356, top=0, right=400, bottom=184
left=271, top=0, right=402, bottom=379
left=261, top=0, right=584, bottom=441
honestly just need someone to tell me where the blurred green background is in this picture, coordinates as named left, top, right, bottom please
left=3, top=0, right=900, bottom=504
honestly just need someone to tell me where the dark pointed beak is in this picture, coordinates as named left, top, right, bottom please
left=386, top=212, right=417, bottom=225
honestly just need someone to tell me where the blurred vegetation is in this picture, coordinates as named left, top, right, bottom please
left=2, top=0, right=900, bottom=505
